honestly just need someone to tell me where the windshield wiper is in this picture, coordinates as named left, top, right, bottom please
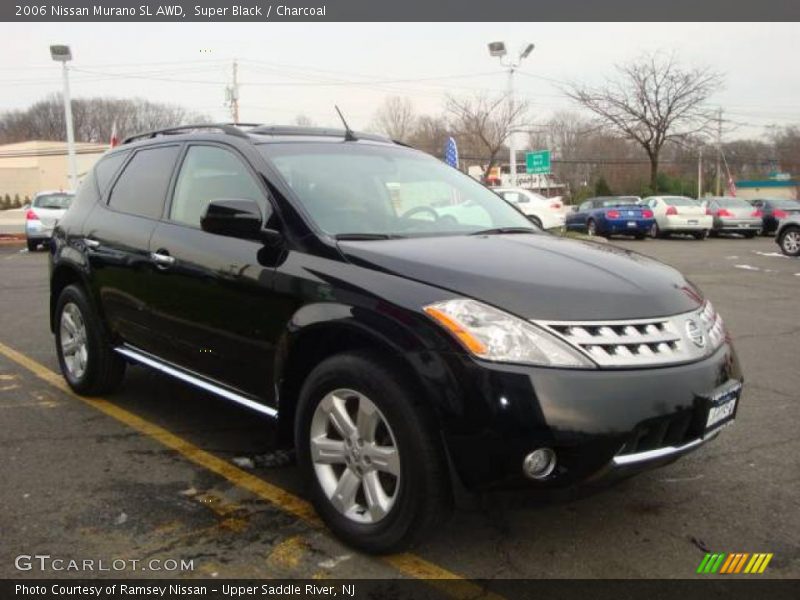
left=334, top=233, right=405, bottom=241
left=468, top=227, right=538, bottom=236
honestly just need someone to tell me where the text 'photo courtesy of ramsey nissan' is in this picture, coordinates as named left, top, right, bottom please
left=0, top=2, right=798, bottom=599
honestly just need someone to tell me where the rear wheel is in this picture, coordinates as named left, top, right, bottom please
left=779, top=226, right=800, bottom=257
left=26, top=239, right=38, bottom=252
left=649, top=223, right=660, bottom=239
left=586, top=219, right=598, bottom=236
left=55, top=284, right=125, bottom=395
left=743, top=231, right=758, bottom=239
left=529, top=216, right=543, bottom=229
left=296, top=351, right=451, bottom=553
left=693, top=230, right=709, bottom=240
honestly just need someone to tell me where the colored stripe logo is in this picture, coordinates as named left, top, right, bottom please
left=697, top=553, right=773, bottom=574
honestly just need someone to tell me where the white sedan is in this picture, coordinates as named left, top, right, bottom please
left=495, top=187, right=566, bottom=230
left=642, top=195, right=713, bottom=239
left=25, top=190, right=74, bottom=251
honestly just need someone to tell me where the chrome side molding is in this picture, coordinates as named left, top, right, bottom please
left=612, top=431, right=720, bottom=466
left=115, top=345, right=278, bottom=418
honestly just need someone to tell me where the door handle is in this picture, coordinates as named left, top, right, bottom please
left=150, top=250, right=175, bottom=267
left=83, top=238, right=100, bottom=249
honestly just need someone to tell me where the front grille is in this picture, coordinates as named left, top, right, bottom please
left=536, top=302, right=725, bottom=368
left=618, top=410, right=701, bottom=455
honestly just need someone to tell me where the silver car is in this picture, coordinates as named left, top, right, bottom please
left=25, top=190, right=74, bottom=251
left=703, top=197, right=762, bottom=238
left=776, top=214, right=800, bottom=257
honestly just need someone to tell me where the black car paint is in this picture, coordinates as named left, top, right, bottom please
left=50, top=132, right=742, bottom=491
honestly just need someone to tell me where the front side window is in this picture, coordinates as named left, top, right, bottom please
left=259, top=143, right=533, bottom=237
left=171, top=146, right=266, bottom=228
left=108, top=146, right=180, bottom=219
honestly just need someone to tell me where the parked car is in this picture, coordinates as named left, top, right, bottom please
left=565, top=196, right=654, bottom=239
left=642, top=196, right=713, bottom=239
left=25, top=190, right=75, bottom=251
left=746, top=198, right=800, bottom=236
left=775, top=214, right=800, bottom=257
left=49, top=124, right=742, bottom=553
left=702, top=197, right=762, bottom=237
left=494, top=187, right=566, bottom=229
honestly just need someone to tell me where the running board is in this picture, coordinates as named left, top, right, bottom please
left=115, top=346, right=278, bottom=418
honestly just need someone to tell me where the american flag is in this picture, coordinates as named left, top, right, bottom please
left=444, top=136, right=458, bottom=168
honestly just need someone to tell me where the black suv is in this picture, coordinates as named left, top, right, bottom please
left=49, top=124, right=743, bottom=552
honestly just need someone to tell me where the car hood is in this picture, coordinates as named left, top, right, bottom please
left=338, top=234, right=702, bottom=321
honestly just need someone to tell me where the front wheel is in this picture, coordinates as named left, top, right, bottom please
left=55, top=284, right=126, bottom=395
left=779, top=226, right=800, bottom=257
left=296, top=352, right=451, bottom=553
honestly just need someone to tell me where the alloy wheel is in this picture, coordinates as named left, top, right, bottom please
left=60, top=302, right=88, bottom=379
left=782, top=230, right=800, bottom=254
left=309, top=389, right=400, bottom=524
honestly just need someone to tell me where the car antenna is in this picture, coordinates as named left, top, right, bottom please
left=334, top=105, right=358, bottom=142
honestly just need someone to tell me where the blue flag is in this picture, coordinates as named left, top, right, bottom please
left=444, top=137, right=459, bottom=168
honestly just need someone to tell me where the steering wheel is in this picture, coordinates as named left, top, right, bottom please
left=401, top=206, right=440, bottom=221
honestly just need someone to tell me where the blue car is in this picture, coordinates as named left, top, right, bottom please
left=566, top=196, right=654, bottom=239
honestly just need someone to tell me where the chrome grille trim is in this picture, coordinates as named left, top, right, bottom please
left=535, top=302, right=725, bottom=368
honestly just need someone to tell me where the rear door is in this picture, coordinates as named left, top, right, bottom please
left=147, top=143, right=278, bottom=399
left=82, top=144, right=181, bottom=353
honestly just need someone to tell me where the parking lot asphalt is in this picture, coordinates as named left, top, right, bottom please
left=0, top=235, right=797, bottom=583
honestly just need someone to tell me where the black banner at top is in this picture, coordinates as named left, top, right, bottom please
left=4, top=0, right=800, bottom=22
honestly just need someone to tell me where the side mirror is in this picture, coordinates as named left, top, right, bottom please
left=200, top=199, right=265, bottom=241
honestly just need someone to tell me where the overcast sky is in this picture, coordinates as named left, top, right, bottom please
left=1, top=22, right=798, bottom=139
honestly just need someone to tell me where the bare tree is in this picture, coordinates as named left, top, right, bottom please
left=370, top=96, right=417, bottom=141
left=293, top=114, right=316, bottom=127
left=446, top=92, right=529, bottom=178
left=566, top=53, right=723, bottom=191
left=0, top=94, right=210, bottom=144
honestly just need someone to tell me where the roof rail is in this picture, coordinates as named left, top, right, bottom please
left=121, top=123, right=251, bottom=145
left=248, top=125, right=392, bottom=143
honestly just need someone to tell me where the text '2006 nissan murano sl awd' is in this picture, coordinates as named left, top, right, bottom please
left=49, top=124, right=742, bottom=553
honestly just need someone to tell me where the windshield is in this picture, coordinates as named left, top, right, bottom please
left=663, top=197, right=699, bottom=206
left=714, top=198, right=751, bottom=208
left=33, top=193, right=73, bottom=209
left=258, top=143, right=534, bottom=237
left=601, top=197, right=639, bottom=207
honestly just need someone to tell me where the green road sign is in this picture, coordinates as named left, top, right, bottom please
left=526, top=150, right=551, bottom=174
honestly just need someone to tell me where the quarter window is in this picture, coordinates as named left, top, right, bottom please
left=95, top=151, right=129, bottom=196
left=108, top=146, right=180, bottom=219
left=171, top=145, right=266, bottom=228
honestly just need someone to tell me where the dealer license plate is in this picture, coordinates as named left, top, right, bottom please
left=704, top=381, right=742, bottom=432
left=688, top=219, right=698, bottom=225
left=737, top=223, right=748, bottom=228
left=627, top=221, right=637, bottom=228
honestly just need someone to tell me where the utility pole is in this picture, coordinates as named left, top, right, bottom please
left=50, top=45, right=77, bottom=190
left=698, top=146, right=703, bottom=199
left=226, top=60, right=240, bottom=123
left=715, top=107, right=722, bottom=196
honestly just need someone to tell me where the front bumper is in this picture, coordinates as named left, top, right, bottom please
left=439, top=342, right=741, bottom=491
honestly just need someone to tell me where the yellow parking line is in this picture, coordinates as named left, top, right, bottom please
left=0, top=341, right=501, bottom=599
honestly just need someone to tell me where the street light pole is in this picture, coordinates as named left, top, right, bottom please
left=488, top=41, right=534, bottom=189
left=50, top=45, right=77, bottom=190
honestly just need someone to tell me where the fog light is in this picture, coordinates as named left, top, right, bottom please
left=522, top=448, right=556, bottom=480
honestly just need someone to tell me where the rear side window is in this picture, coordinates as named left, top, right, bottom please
left=108, top=146, right=180, bottom=219
left=95, top=151, right=129, bottom=196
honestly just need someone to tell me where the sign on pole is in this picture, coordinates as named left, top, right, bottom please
left=526, top=150, right=551, bottom=175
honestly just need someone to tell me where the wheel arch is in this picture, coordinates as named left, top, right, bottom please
left=272, top=302, right=455, bottom=448
left=50, top=262, right=89, bottom=333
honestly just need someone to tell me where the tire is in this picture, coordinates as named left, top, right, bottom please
left=778, top=226, right=800, bottom=257
left=586, top=219, right=598, bottom=237
left=529, top=216, right=543, bottom=229
left=295, top=351, right=452, bottom=553
left=743, top=231, right=757, bottom=239
left=26, top=239, right=38, bottom=252
left=54, top=284, right=126, bottom=395
left=693, top=230, right=709, bottom=240
left=649, top=223, right=660, bottom=239
left=634, top=233, right=647, bottom=240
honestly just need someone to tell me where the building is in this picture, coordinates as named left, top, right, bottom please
left=0, top=141, right=107, bottom=200
left=735, top=174, right=799, bottom=201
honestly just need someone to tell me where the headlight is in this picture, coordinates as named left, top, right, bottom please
left=424, top=298, right=595, bottom=368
